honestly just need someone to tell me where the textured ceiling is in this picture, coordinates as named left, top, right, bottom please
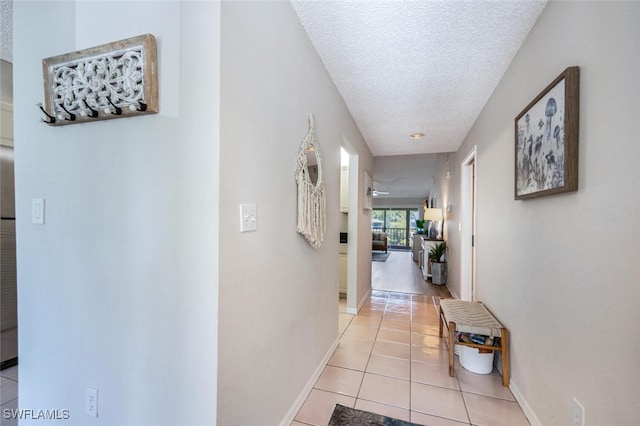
left=372, top=153, right=437, bottom=200
left=292, top=0, right=547, bottom=157
left=1, top=0, right=545, bottom=159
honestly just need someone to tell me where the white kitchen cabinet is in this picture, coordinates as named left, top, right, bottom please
left=339, top=243, right=348, bottom=294
left=339, top=254, right=347, bottom=294
left=340, top=166, right=349, bottom=213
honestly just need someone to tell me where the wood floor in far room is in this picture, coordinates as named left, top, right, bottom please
left=372, top=250, right=451, bottom=297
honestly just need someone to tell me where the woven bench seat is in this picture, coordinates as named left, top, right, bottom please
left=438, top=299, right=510, bottom=387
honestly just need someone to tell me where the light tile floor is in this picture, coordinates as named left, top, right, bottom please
left=1, top=252, right=530, bottom=426
left=293, top=251, right=530, bottom=426
left=0, top=365, right=18, bottom=426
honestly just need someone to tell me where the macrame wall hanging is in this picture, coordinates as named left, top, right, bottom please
left=295, top=114, right=326, bottom=249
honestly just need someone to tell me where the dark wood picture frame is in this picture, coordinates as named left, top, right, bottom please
left=515, top=66, right=579, bottom=200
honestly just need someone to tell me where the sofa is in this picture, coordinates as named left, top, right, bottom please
left=372, top=231, right=388, bottom=253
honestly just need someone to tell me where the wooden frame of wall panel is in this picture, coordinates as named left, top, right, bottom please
left=514, top=66, right=579, bottom=200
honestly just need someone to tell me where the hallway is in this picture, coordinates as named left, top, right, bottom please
left=292, top=252, right=529, bottom=425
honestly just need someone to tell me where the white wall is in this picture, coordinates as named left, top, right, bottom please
left=442, top=2, right=640, bottom=425
left=218, top=2, right=372, bottom=424
left=14, top=1, right=220, bottom=424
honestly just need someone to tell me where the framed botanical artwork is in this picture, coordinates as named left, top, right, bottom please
left=515, top=66, right=579, bottom=200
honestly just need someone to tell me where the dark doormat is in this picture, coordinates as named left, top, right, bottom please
left=328, top=404, right=419, bottom=426
left=372, top=252, right=390, bottom=262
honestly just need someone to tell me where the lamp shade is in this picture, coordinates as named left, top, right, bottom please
left=423, top=208, right=443, bottom=221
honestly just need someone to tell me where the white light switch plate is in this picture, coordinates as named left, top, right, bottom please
left=32, top=198, right=45, bottom=224
left=240, top=204, right=257, bottom=232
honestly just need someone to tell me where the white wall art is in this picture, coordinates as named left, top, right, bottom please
left=363, top=171, right=373, bottom=211
left=40, top=34, right=158, bottom=125
left=295, top=114, right=326, bottom=249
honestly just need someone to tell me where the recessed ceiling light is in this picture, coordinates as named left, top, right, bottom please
left=410, top=133, right=425, bottom=139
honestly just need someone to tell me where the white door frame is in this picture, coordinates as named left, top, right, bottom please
left=342, top=137, right=359, bottom=314
left=460, top=146, right=477, bottom=301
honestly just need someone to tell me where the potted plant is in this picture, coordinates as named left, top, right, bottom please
left=415, top=220, right=425, bottom=234
left=429, top=241, right=447, bottom=285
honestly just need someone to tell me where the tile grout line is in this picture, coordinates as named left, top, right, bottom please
left=455, top=357, right=473, bottom=425
left=408, top=294, right=416, bottom=420
left=434, top=295, right=474, bottom=425
left=355, top=292, right=388, bottom=406
left=327, top=256, right=520, bottom=425
left=334, top=289, right=470, bottom=424
left=337, top=291, right=472, bottom=424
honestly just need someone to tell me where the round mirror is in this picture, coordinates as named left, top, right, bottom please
left=305, top=147, right=320, bottom=185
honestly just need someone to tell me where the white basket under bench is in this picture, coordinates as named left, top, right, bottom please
left=438, top=299, right=510, bottom=387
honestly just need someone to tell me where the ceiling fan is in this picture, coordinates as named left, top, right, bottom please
left=371, top=180, right=390, bottom=197
left=372, top=189, right=390, bottom=197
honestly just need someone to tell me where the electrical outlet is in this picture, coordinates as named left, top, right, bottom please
left=572, top=397, right=585, bottom=426
left=86, top=387, right=98, bottom=418
left=32, top=198, right=45, bottom=224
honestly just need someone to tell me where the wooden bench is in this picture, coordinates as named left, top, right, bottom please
left=438, top=299, right=510, bottom=387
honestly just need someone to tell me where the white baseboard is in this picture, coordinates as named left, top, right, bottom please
left=346, top=286, right=372, bottom=315
left=446, top=284, right=459, bottom=300
left=279, top=336, right=340, bottom=426
left=357, top=287, right=372, bottom=311
left=509, top=379, right=542, bottom=426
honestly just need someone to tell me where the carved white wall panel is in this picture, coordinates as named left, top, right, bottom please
left=42, top=34, right=158, bottom=125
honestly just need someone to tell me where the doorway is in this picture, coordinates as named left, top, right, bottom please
left=371, top=208, right=419, bottom=249
left=338, top=147, right=349, bottom=312
left=340, top=142, right=358, bottom=315
left=460, top=147, right=477, bottom=301
left=1, top=59, right=17, bottom=369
